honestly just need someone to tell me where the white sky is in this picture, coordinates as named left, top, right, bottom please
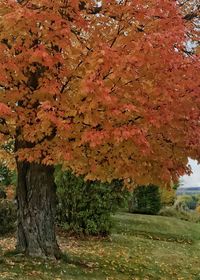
left=181, top=159, right=200, bottom=188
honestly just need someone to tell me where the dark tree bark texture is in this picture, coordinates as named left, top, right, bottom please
left=16, top=161, right=60, bottom=259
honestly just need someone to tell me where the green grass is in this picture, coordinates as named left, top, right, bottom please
left=1, top=212, right=200, bottom=279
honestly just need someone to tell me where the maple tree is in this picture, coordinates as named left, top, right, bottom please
left=0, top=0, right=199, bottom=258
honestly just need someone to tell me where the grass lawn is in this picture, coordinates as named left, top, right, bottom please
left=0, top=212, right=200, bottom=280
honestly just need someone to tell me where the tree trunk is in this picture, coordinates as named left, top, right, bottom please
left=16, top=160, right=60, bottom=259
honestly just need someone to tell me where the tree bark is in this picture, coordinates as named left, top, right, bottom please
left=16, top=160, right=60, bottom=259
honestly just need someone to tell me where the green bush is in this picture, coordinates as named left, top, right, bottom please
left=159, top=206, right=200, bottom=223
left=0, top=200, right=16, bottom=234
left=0, top=164, right=16, bottom=187
left=129, top=184, right=161, bottom=215
left=55, top=167, right=129, bottom=236
left=0, top=187, right=7, bottom=199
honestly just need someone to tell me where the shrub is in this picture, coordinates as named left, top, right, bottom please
left=195, top=194, right=200, bottom=203
left=0, top=164, right=16, bottom=187
left=55, top=167, right=129, bottom=236
left=187, top=196, right=198, bottom=210
left=129, top=184, right=161, bottom=215
left=196, top=205, right=200, bottom=214
left=0, top=200, right=16, bottom=234
left=159, top=206, right=200, bottom=223
left=0, top=187, right=7, bottom=199
left=159, top=187, right=175, bottom=207
left=174, top=195, right=198, bottom=211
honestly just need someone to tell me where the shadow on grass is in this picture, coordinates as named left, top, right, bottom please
left=2, top=249, right=99, bottom=270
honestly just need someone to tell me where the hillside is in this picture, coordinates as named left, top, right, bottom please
left=0, top=212, right=200, bottom=279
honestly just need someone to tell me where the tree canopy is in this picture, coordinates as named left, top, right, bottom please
left=0, top=0, right=199, bottom=185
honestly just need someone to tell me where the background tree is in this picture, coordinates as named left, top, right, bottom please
left=0, top=0, right=199, bottom=258
left=159, top=187, right=176, bottom=207
left=129, top=184, right=161, bottom=215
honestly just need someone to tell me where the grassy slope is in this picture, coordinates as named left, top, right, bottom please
left=0, top=212, right=200, bottom=280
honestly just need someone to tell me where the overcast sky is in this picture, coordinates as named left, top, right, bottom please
left=181, top=159, right=200, bottom=188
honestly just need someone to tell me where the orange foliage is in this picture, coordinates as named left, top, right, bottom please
left=5, top=185, right=15, bottom=201
left=0, top=0, right=199, bottom=185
